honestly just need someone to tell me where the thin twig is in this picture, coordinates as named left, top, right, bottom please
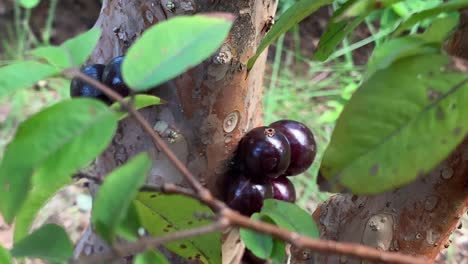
left=223, top=209, right=426, bottom=264
left=71, top=221, right=229, bottom=264
left=140, top=183, right=199, bottom=200
left=65, top=69, right=215, bottom=207
left=72, top=172, right=198, bottom=199
left=67, top=69, right=427, bottom=264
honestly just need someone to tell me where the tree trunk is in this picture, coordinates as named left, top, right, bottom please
left=74, top=0, right=277, bottom=261
left=291, top=138, right=467, bottom=263
left=291, top=18, right=468, bottom=264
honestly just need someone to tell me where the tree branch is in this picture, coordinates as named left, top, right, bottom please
left=72, top=172, right=198, bottom=199
left=67, top=69, right=428, bottom=264
left=140, top=183, right=199, bottom=200
left=224, top=210, right=426, bottom=264
left=64, top=69, right=217, bottom=208
left=70, top=221, right=229, bottom=264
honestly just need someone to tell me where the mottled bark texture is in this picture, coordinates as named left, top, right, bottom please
left=291, top=18, right=468, bottom=264
left=74, top=0, right=277, bottom=261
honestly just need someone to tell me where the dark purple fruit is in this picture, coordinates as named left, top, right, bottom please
left=102, top=56, right=131, bottom=97
left=271, top=176, right=296, bottom=203
left=242, top=249, right=266, bottom=264
left=226, top=175, right=273, bottom=216
left=238, top=127, right=291, bottom=180
left=70, top=64, right=109, bottom=103
left=270, top=120, right=316, bottom=176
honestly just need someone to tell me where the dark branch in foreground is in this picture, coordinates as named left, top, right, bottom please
left=67, top=69, right=428, bottom=264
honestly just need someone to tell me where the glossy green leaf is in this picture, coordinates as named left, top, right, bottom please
left=320, top=54, right=468, bottom=194
left=239, top=213, right=273, bottom=259
left=270, top=239, right=286, bottom=264
left=0, top=244, right=12, bottom=264
left=61, top=28, right=101, bottom=67
left=11, top=224, right=73, bottom=263
left=134, top=250, right=170, bottom=264
left=313, top=15, right=366, bottom=61
left=116, top=202, right=142, bottom=242
left=19, top=0, right=40, bottom=8
left=92, top=153, right=152, bottom=243
left=135, top=192, right=221, bottom=263
left=0, top=61, right=58, bottom=99
left=393, top=0, right=468, bottom=36
left=419, top=14, right=460, bottom=43
left=0, top=99, right=118, bottom=223
left=248, top=0, right=333, bottom=69
left=240, top=200, right=318, bottom=263
left=30, top=46, right=70, bottom=68
left=110, top=94, right=162, bottom=120
left=123, top=15, right=233, bottom=91
left=365, top=36, right=439, bottom=79
left=261, top=199, right=319, bottom=238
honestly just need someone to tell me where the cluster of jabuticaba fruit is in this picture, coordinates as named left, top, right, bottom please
left=70, top=57, right=317, bottom=217
left=70, top=56, right=130, bottom=103
left=225, top=120, right=317, bottom=216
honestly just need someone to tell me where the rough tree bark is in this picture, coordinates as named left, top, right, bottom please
left=290, top=17, right=468, bottom=264
left=74, top=0, right=278, bottom=261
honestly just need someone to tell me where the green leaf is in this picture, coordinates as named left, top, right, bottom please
left=134, top=250, right=170, bottom=264
left=419, top=14, right=460, bottom=43
left=270, top=239, right=286, bottom=264
left=61, top=28, right=101, bottom=67
left=123, top=15, right=234, bottom=91
left=239, top=213, right=273, bottom=259
left=240, top=200, right=318, bottom=263
left=320, top=54, right=468, bottom=194
left=19, top=0, right=40, bottom=9
left=92, top=153, right=152, bottom=243
left=393, top=0, right=468, bottom=36
left=30, top=46, right=70, bottom=68
left=339, top=0, right=403, bottom=18
left=135, top=192, right=221, bottom=263
left=261, top=199, right=319, bottom=238
left=0, top=244, right=12, bottom=264
left=0, top=98, right=118, bottom=223
left=116, top=202, right=142, bottom=242
left=313, top=15, right=366, bottom=61
left=30, top=28, right=101, bottom=68
left=110, top=95, right=162, bottom=120
left=248, top=0, right=333, bottom=70
left=0, top=61, right=58, bottom=99
left=11, top=224, right=73, bottom=263
left=365, top=36, right=439, bottom=79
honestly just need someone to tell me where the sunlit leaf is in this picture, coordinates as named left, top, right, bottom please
left=123, top=15, right=233, bottom=91
left=320, top=54, right=468, bottom=194
left=92, top=153, right=152, bottom=243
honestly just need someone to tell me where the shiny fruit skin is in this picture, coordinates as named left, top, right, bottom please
left=226, top=175, right=273, bottom=216
left=270, top=120, right=316, bottom=176
left=271, top=176, right=296, bottom=203
left=102, top=56, right=131, bottom=97
left=238, top=127, right=291, bottom=180
left=70, top=64, right=109, bottom=103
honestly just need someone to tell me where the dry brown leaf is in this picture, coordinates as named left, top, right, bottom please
left=222, top=227, right=245, bottom=264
